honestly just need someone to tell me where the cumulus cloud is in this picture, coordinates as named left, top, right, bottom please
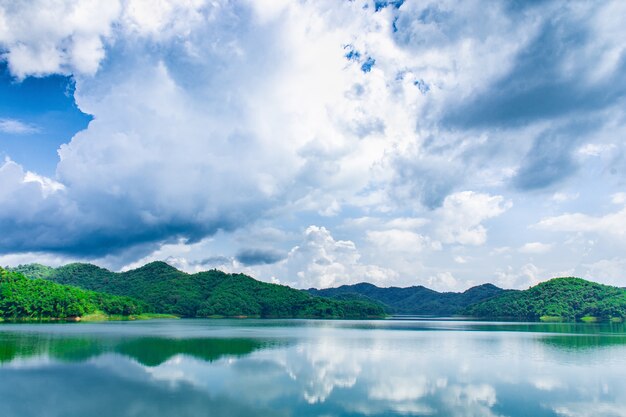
left=492, top=263, right=545, bottom=289
left=0, top=0, right=625, bottom=288
left=435, top=192, right=512, bottom=246
left=0, top=159, right=78, bottom=253
left=0, top=0, right=120, bottom=78
left=285, top=226, right=396, bottom=289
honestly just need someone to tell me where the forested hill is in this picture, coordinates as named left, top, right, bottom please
left=463, top=277, right=626, bottom=321
left=306, top=282, right=505, bottom=315
left=0, top=267, right=144, bottom=320
left=9, top=262, right=385, bottom=319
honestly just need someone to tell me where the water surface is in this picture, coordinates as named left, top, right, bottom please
left=1, top=319, right=625, bottom=417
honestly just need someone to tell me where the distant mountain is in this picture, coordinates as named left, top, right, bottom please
left=0, top=267, right=144, bottom=320
left=307, top=282, right=505, bottom=315
left=11, top=262, right=623, bottom=322
left=463, top=277, right=626, bottom=321
left=9, top=262, right=385, bottom=319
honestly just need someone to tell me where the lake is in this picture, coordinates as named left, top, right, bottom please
left=1, top=318, right=625, bottom=417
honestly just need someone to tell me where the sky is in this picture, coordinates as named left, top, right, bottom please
left=0, top=0, right=625, bottom=291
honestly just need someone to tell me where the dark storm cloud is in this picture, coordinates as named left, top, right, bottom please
left=444, top=15, right=626, bottom=128
left=193, top=256, right=233, bottom=266
left=512, top=134, right=578, bottom=191
left=235, top=248, right=286, bottom=266
left=0, top=163, right=257, bottom=257
left=512, top=120, right=600, bottom=191
left=391, top=157, right=459, bottom=209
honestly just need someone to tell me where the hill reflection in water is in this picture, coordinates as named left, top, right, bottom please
left=1, top=318, right=625, bottom=417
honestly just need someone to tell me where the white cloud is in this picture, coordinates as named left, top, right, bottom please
left=551, top=192, right=579, bottom=203
left=519, top=242, right=553, bottom=254
left=577, top=143, right=616, bottom=157
left=492, top=263, right=545, bottom=289
left=0, top=251, right=75, bottom=269
left=582, top=258, right=626, bottom=287
left=536, top=206, right=626, bottom=239
left=611, top=192, right=626, bottom=205
left=0, top=118, right=39, bottom=134
left=454, top=256, right=468, bottom=264
left=426, top=271, right=459, bottom=292
left=366, top=229, right=441, bottom=254
left=285, top=226, right=396, bottom=289
left=435, top=191, right=512, bottom=246
left=0, top=0, right=121, bottom=78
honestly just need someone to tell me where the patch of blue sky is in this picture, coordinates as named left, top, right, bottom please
left=413, top=79, right=430, bottom=94
left=0, top=63, right=91, bottom=175
left=345, top=49, right=361, bottom=61
left=374, top=0, right=404, bottom=13
left=361, top=57, right=376, bottom=73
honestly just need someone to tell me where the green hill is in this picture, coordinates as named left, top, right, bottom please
left=9, top=262, right=385, bottom=319
left=463, top=277, right=626, bottom=322
left=307, top=282, right=505, bottom=315
left=0, top=267, right=144, bottom=320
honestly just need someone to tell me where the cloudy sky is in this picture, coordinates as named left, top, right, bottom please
left=1, top=0, right=625, bottom=290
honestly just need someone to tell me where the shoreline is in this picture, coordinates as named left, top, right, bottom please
left=1, top=315, right=623, bottom=324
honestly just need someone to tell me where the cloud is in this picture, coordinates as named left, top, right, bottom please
left=285, top=226, right=396, bottom=289
left=390, top=155, right=460, bottom=209
left=611, top=192, right=626, bottom=205
left=519, top=242, right=553, bottom=254
left=444, top=2, right=626, bottom=128
left=0, top=0, right=626, bottom=289
left=235, top=248, right=285, bottom=266
left=535, top=206, right=626, bottom=239
left=0, top=118, right=39, bottom=134
left=435, top=191, right=512, bottom=246
left=492, top=263, right=545, bottom=289
left=583, top=258, right=626, bottom=288
left=0, top=0, right=121, bottom=78
left=0, top=2, right=352, bottom=255
left=551, top=192, right=579, bottom=203
left=512, top=131, right=581, bottom=191
left=366, top=229, right=441, bottom=254
left=0, top=159, right=78, bottom=253
left=426, top=271, right=458, bottom=292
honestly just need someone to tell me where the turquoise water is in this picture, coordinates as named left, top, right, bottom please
left=1, top=319, right=625, bottom=416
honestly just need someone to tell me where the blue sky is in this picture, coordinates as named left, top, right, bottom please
left=1, top=0, right=625, bottom=290
left=0, top=63, right=91, bottom=174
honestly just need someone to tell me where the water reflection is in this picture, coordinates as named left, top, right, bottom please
left=0, top=334, right=277, bottom=366
left=1, top=319, right=625, bottom=417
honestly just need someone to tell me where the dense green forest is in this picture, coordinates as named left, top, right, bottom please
left=463, top=277, right=626, bottom=321
left=307, top=282, right=505, bottom=315
left=0, top=267, right=144, bottom=320
left=9, top=262, right=624, bottom=322
left=9, top=262, right=385, bottom=319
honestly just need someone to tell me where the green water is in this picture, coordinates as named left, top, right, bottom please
left=1, top=319, right=625, bottom=417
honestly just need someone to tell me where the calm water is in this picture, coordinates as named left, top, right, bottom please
left=1, top=319, right=625, bottom=417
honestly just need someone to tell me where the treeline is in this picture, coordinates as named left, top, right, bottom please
left=463, top=277, right=626, bottom=321
left=307, top=282, right=505, bottom=315
left=0, top=267, right=145, bottom=320
left=7, top=262, right=626, bottom=322
left=9, top=262, right=386, bottom=319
